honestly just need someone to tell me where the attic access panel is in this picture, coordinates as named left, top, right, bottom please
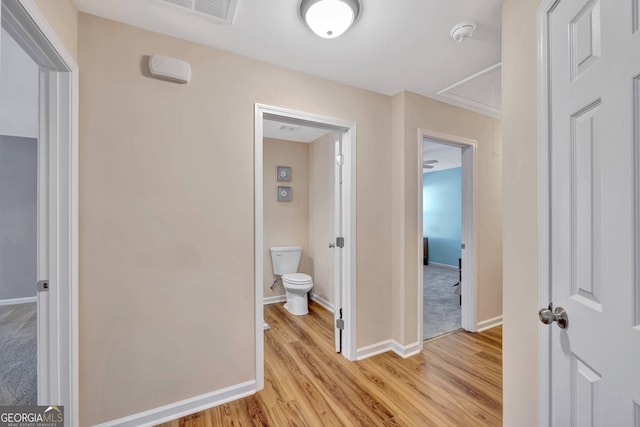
left=161, top=0, right=239, bottom=24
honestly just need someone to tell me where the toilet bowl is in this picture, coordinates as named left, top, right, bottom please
left=282, top=273, right=314, bottom=315
left=269, top=246, right=314, bottom=316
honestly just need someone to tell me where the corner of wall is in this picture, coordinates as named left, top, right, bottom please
left=390, top=92, right=408, bottom=344
left=501, top=0, right=541, bottom=425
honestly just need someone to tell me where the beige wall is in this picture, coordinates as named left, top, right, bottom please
left=502, top=0, right=541, bottom=425
left=34, top=0, right=78, bottom=60
left=78, top=13, right=393, bottom=425
left=263, top=138, right=310, bottom=298
left=263, top=135, right=335, bottom=305
left=390, top=92, right=407, bottom=342
left=392, top=92, right=503, bottom=344
left=308, top=133, right=335, bottom=304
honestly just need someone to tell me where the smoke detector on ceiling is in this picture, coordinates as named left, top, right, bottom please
left=450, top=21, right=476, bottom=43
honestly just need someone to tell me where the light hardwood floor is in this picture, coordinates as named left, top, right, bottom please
left=157, top=302, right=502, bottom=426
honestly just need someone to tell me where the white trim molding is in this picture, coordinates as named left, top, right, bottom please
left=356, top=340, right=421, bottom=361
left=263, top=295, right=286, bottom=305
left=476, top=315, right=503, bottom=332
left=356, top=340, right=394, bottom=360
left=537, top=1, right=557, bottom=426
left=390, top=341, right=421, bottom=358
left=0, top=297, right=38, bottom=306
left=94, top=381, right=256, bottom=427
left=434, top=63, right=502, bottom=119
left=310, top=293, right=335, bottom=312
left=263, top=294, right=335, bottom=310
left=427, top=261, right=459, bottom=271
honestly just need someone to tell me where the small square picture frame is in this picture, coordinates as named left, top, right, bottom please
left=276, top=166, right=291, bottom=182
left=277, top=186, right=292, bottom=202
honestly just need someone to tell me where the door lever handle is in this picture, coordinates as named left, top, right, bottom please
left=329, top=243, right=335, bottom=248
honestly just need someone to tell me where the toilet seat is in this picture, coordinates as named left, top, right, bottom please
left=282, top=273, right=313, bottom=286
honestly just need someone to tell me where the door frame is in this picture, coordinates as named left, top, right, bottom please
left=2, top=1, right=79, bottom=424
left=537, top=1, right=557, bottom=425
left=254, top=103, right=357, bottom=390
left=417, top=128, right=478, bottom=342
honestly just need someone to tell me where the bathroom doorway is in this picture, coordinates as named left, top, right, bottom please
left=418, top=129, right=477, bottom=341
left=254, top=104, right=357, bottom=391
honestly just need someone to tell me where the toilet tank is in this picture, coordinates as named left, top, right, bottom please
left=270, top=246, right=302, bottom=275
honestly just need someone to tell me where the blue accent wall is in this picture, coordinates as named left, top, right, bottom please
left=423, top=168, right=461, bottom=267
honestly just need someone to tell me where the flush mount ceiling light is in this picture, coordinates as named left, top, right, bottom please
left=300, top=0, right=361, bottom=39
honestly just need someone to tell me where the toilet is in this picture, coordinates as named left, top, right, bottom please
left=269, top=246, right=313, bottom=315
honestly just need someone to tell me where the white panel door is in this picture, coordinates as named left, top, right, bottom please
left=543, top=0, right=640, bottom=424
left=333, top=134, right=343, bottom=353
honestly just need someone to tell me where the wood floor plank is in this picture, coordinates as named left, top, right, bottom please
left=262, top=322, right=343, bottom=425
left=157, top=302, right=502, bottom=427
left=364, top=353, right=483, bottom=426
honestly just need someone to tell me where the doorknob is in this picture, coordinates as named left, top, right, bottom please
left=538, top=303, right=568, bottom=329
left=329, top=243, right=335, bottom=248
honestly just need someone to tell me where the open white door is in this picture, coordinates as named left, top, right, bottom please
left=539, top=0, right=640, bottom=424
left=333, top=134, right=343, bottom=353
left=460, top=144, right=475, bottom=332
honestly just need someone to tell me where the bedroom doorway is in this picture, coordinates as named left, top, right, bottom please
left=0, top=21, right=40, bottom=406
left=418, top=129, right=476, bottom=341
left=422, top=139, right=463, bottom=339
left=1, top=0, right=80, bottom=422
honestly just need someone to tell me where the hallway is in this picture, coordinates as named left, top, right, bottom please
left=158, top=302, right=502, bottom=426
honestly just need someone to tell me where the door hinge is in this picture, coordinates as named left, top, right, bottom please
left=37, top=280, right=49, bottom=292
left=461, top=243, right=466, bottom=249
left=336, top=237, right=345, bottom=248
left=336, top=308, right=344, bottom=330
left=336, top=154, right=344, bottom=166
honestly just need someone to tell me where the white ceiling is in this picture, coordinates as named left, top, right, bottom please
left=436, top=63, right=502, bottom=118
left=423, top=138, right=461, bottom=173
left=263, top=119, right=331, bottom=143
left=73, top=0, right=503, bottom=116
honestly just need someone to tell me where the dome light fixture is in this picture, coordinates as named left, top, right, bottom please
left=300, top=0, right=361, bottom=39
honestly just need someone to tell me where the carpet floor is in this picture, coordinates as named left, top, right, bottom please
left=423, top=264, right=461, bottom=340
left=0, top=303, right=37, bottom=406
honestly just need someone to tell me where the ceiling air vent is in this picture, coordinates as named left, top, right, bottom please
left=160, top=0, right=239, bottom=24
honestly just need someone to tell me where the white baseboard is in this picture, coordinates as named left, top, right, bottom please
left=356, top=340, right=422, bottom=360
left=264, top=294, right=334, bottom=312
left=94, top=380, right=256, bottom=427
left=390, top=340, right=422, bottom=358
left=309, top=293, right=334, bottom=312
left=263, top=295, right=286, bottom=305
left=0, top=296, right=37, bottom=306
left=477, top=315, right=503, bottom=332
left=356, top=340, right=393, bottom=360
left=426, top=262, right=459, bottom=270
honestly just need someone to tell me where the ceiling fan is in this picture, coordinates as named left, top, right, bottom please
left=423, top=159, right=439, bottom=169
